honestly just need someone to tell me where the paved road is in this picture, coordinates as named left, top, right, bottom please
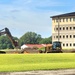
left=0, top=69, right=75, bottom=75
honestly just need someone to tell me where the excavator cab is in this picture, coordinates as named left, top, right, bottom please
left=52, top=41, right=61, bottom=50
left=45, top=41, right=62, bottom=53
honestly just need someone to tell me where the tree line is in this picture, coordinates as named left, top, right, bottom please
left=0, top=32, right=52, bottom=49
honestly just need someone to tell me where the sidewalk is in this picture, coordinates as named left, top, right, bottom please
left=0, top=69, right=75, bottom=75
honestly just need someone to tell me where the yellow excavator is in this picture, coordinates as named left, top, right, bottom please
left=38, top=42, right=62, bottom=53
left=45, top=41, right=62, bottom=53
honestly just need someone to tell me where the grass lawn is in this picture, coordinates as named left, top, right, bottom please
left=0, top=53, right=75, bottom=72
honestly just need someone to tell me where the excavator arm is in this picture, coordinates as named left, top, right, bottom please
left=0, top=27, right=19, bottom=48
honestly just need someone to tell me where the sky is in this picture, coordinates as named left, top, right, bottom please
left=0, top=0, right=75, bottom=38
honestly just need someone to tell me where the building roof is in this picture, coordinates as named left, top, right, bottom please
left=21, top=44, right=52, bottom=50
left=50, top=12, right=75, bottom=18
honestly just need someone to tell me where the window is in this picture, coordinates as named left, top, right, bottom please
left=63, top=27, right=65, bottom=30
left=56, top=28, right=58, bottom=30
left=73, top=17, right=75, bottom=21
left=66, top=18, right=68, bottom=22
left=66, top=35, right=68, bottom=38
left=70, top=43, right=72, bottom=46
left=63, top=35, right=65, bottom=38
left=73, top=27, right=75, bottom=30
left=70, top=35, right=72, bottom=38
left=60, top=27, right=61, bottom=30
left=54, top=36, right=55, bottom=38
left=66, top=27, right=68, bottom=30
left=63, top=44, right=65, bottom=46
left=70, top=27, right=72, bottom=30
left=56, top=36, right=58, bottom=38
left=60, top=19, right=61, bottom=22
left=60, top=36, right=61, bottom=38
left=73, top=43, right=75, bottom=46
left=70, top=18, right=72, bottom=22
left=56, top=19, right=58, bottom=22
left=66, top=43, right=68, bottom=46
left=73, top=35, right=75, bottom=38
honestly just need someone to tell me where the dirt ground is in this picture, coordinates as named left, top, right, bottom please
left=0, top=69, right=75, bottom=75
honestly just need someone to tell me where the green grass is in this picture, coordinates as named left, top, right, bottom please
left=0, top=53, right=75, bottom=72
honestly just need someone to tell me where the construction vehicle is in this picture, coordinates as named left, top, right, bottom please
left=0, top=27, right=19, bottom=48
left=45, top=41, right=62, bottom=53
left=0, top=27, right=20, bottom=53
left=0, top=28, right=62, bottom=53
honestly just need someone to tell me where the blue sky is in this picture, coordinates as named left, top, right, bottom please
left=0, top=0, right=75, bottom=38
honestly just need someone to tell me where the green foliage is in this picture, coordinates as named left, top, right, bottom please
left=20, top=32, right=42, bottom=45
left=39, top=36, right=52, bottom=44
left=20, top=32, right=52, bottom=45
left=0, top=53, right=75, bottom=72
left=0, top=35, right=18, bottom=49
left=0, top=36, right=13, bottom=49
left=0, top=30, right=52, bottom=49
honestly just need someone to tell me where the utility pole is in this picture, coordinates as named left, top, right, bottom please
left=58, top=17, right=60, bottom=41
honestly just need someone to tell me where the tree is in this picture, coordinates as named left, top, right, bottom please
left=20, top=32, right=42, bottom=45
left=39, top=36, right=52, bottom=44
left=0, top=35, right=18, bottom=49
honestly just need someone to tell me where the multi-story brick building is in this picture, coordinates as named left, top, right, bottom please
left=51, top=12, right=75, bottom=49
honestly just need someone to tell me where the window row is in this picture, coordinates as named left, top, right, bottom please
left=54, top=26, right=75, bottom=31
left=63, top=43, right=75, bottom=47
left=54, top=35, right=75, bottom=39
left=53, top=17, right=75, bottom=23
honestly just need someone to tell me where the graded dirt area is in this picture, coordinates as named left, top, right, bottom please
left=0, top=69, right=75, bottom=75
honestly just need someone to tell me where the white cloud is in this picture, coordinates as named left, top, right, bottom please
left=0, top=0, right=64, bottom=38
